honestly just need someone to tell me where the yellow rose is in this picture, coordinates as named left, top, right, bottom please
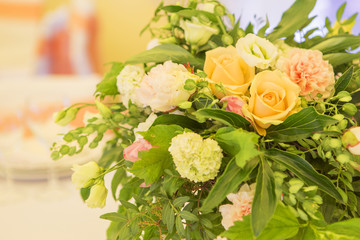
left=204, top=46, right=255, bottom=98
left=243, top=70, right=300, bottom=136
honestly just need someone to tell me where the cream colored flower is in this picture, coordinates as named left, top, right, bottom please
left=71, top=161, right=101, bottom=189
left=116, top=65, right=145, bottom=107
left=219, top=183, right=255, bottom=230
left=236, top=33, right=278, bottom=69
left=180, top=17, right=219, bottom=49
left=168, top=132, right=223, bottom=182
left=135, top=61, right=198, bottom=112
left=242, top=70, right=301, bottom=136
left=276, top=48, right=335, bottom=100
left=344, top=127, right=360, bottom=155
left=85, top=181, right=108, bottom=208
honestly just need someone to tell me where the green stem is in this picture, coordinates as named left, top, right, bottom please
left=216, top=16, right=227, bottom=34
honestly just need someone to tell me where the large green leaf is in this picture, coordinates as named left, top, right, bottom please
left=129, top=148, right=172, bottom=184
left=267, top=0, right=316, bottom=41
left=221, top=215, right=253, bottom=240
left=222, top=203, right=300, bottom=240
left=251, top=157, right=277, bottom=237
left=194, top=109, right=251, bottom=130
left=95, top=62, right=123, bottom=99
left=130, top=125, right=183, bottom=184
left=141, top=124, right=183, bottom=149
left=266, top=107, right=338, bottom=142
left=257, top=203, right=300, bottom=240
left=200, top=157, right=258, bottom=212
left=334, top=66, right=353, bottom=95
left=215, top=128, right=260, bottom=168
left=265, top=149, right=342, bottom=201
left=324, top=218, right=360, bottom=239
left=152, top=114, right=205, bottom=131
left=323, top=52, right=360, bottom=67
left=310, top=35, right=360, bottom=54
left=126, top=44, right=204, bottom=68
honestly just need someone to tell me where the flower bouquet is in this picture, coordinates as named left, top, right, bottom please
left=52, top=0, right=360, bottom=239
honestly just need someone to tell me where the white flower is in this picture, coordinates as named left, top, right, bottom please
left=134, top=113, right=158, bottom=140
left=196, top=3, right=216, bottom=13
left=180, top=17, right=219, bottom=49
left=236, top=34, right=278, bottom=69
left=219, top=183, right=255, bottom=230
left=168, top=132, right=223, bottom=182
left=71, top=161, right=101, bottom=189
left=146, top=38, right=160, bottom=50
left=135, top=61, right=198, bottom=112
left=116, top=65, right=145, bottom=108
left=85, top=181, right=108, bottom=208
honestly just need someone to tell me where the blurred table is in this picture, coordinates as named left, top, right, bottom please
left=0, top=174, right=117, bottom=240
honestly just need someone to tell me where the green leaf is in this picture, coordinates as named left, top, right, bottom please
left=258, top=16, right=269, bottom=37
left=323, top=52, right=360, bottom=67
left=179, top=211, right=199, bottom=222
left=325, top=218, right=360, bottom=239
left=173, top=196, right=190, bottom=208
left=310, top=35, right=360, bottom=53
left=163, top=175, right=186, bottom=196
left=141, top=124, right=183, bottom=149
left=251, top=157, right=277, bottom=237
left=162, top=203, right=175, bottom=233
left=266, top=107, right=338, bottom=142
left=175, top=215, right=186, bottom=237
left=111, top=168, right=126, bottom=200
left=184, top=79, right=197, bottom=91
left=80, top=187, right=90, bottom=201
left=336, top=3, right=346, bottom=21
left=100, top=212, right=127, bottom=222
left=267, top=0, right=316, bottom=41
left=152, top=114, right=205, bottom=131
left=126, top=44, right=204, bottom=69
left=221, top=215, right=253, bottom=240
left=95, top=62, right=123, bottom=98
left=201, top=157, right=258, bottom=212
left=129, top=148, right=172, bottom=184
left=194, top=109, right=250, bottom=130
left=215, top=128, right=260, bottom=168
left=265, top=149, right=342, bottom=201
left=257, top=203, right=300, bottom=240
left=161, top=5, right=186, bottom=13
left=335, top=67, right=353, bottom=95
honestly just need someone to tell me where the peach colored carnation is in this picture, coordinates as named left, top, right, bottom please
left=277, top=48, right=335, bottom=100
left=219, top=183, right=255, bottom=230
left=220, top=95, right=247, bottom=117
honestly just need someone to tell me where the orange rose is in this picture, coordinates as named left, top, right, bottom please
left=243, top=70, right=300, bottom=135
left=204, top=46, right=255, bottom=98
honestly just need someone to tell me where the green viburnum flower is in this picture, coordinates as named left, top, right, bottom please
left=71, top=161, right=101, bottom=189
left=85, top=181, right=108, bottom=209
left=168, top=132, right=223, bottom=182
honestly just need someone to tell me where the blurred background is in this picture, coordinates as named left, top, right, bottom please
left=0, top=0, right=359, bottom=239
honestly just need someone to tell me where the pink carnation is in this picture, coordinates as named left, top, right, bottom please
left=219, top=183, right=255, bottom=230
left=220, top=96, right=247, bottom=117
left=123, top=138, right=152, bottom=162
left=277, top=48, right=335, bottom=100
